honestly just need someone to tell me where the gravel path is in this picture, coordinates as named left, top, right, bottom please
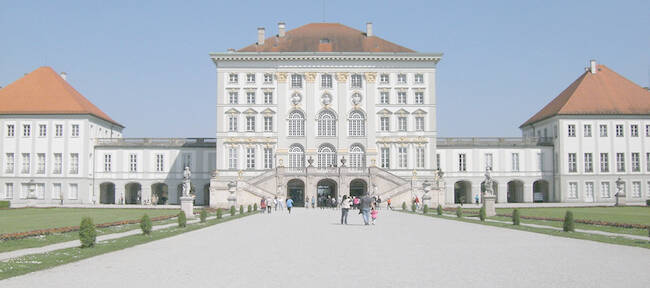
left=2, top=208, right=649, bottom=287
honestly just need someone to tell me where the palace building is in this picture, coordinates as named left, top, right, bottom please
left=0, top=22, right=648, bottom=207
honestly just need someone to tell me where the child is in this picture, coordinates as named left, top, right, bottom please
left=371, top=207, right=378, bottom=225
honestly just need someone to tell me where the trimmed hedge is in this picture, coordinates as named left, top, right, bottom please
left=402, top=202, right=407, bottom=211
left=230, top=206, right=236, bottom=216
left=512, top=209, right=520, bottom=225
left=456, top=207, right=463, bottom=218
left=422, top=204, right=429, bottom=214
left=437, top=204, right=443, bottom=215
left=140, top=214, right=152, bottom=235
left=247, top=205, right=252, bottom=213
left=411, top=202, right=416, bottom=212
left=216, top=208, right=223, bottom=219
left=199, top=209, right=207, bottom=223
left=178, top=211, right=187, bottom=228
left=479, top=206, right=486, bottom=222
left=563, top=211, right=575, bottom=232
left=79, top=217, right=96, bottom=248
left=0, top=201, right=10, bottom=209
left=239, top=205, right=244, bottom=215
left=254, top=203, right=258, bottom=211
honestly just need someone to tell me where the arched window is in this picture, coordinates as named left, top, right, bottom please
left=348, top=110, right=365, bottom=136
left=288, top=144, right=305, bottom=168
left=288, top=111, right=305, bottom=136
left=317, top=144, right=337, bottom=168
left=350, top=144, right=366, bottom=168
left=318, top=110, right=337, bottom=137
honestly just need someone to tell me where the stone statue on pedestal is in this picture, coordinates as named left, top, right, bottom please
left=182, top=166, right=192, bottom=197
left=483, top=167, right=495, bottom=196
left=615, top=177, right=626, bottom=206
left=482, top=167, right=496, bottom=216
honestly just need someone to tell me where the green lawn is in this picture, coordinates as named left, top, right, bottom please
left=494, top=207, right=650, bottom=225
left=0, top=208, right=179, bottom=234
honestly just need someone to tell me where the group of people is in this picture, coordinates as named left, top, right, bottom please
left=260, top=196, right=294, bottom=214
left=340, top=193, right=379, bottom=225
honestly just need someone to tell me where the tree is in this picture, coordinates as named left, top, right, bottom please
left=79, top=217, right=97, bottom=248
left=140, top=214, right=152, bottom=235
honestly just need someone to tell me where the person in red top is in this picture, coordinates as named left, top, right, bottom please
left=260, top=198, right=266, bottom=214
left=415, top=196, right=420, bottom=210
left=386, top=198, right=392, bottom=210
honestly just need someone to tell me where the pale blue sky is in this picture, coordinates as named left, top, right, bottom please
left=1, top=0, right=648, bottom=137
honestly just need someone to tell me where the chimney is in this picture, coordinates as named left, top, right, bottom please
left=60, top=72, right=67, bottom=81
left=366, top=22, right=373, bottom=37
left=278, top=22, right=286, bottom=37
left=257, top=27, right=265, bottom=45
left=589, top=59, right=597, bottom=74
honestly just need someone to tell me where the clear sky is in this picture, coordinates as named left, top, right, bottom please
left=1, top=0, right=648, bottom=137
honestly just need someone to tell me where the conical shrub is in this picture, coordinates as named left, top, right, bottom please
left=512, top=209, right=520, bottom=225
left=436, top=204, right=443, bottom=215
left=563, top=211, right=575, bottom=232
left=79, top=217, right=96, bottom=248
left=479, top=206, right=486, bottom=222
left=456, top=206, right=463, bottom=218
left=178, top=211, right=187, bottom=228
left=140, top=214, right=152, bottom=235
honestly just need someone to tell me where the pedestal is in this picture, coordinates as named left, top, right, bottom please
left=615, top=194, right=626, bottom=206
left=483, top=195, right=496, bottom=217
left=180, top=196, right=195, bottom=219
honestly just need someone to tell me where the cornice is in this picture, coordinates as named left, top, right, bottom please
left=210, top=52, right=443, bottom=63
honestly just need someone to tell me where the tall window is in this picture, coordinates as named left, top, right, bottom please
left=568, top=153, right=577, bottom=172
left=318, top=110, right=337, bottom=137
left=129, top=154, right=137, bottom=172
left=246, top=92, right=256, bottom=104
left=264, top=116, right=273, bottom=132
left=5, top=153, right=14, bottom=174
left=380, top=91, right=389, bottom=104
left=600, top=153, right=609, bottom=172
left=288, top=111, right=305, bottom=136
left=631, top=182, right=641, bottom=198
left=600, top=182, right=610, bottom=198
left=71, top=124, right=79, bottom=137
left=182, top=153, right=191, bottom=170
left=51, top=183, right=62, bottom=200
left=631, top=152, right=640, bottom=172
left=567, top=124, right=576, bottom=137
left=646, top=124, right=650, bottom=137
left=4, top=183, right=13, bottom=199
left=584, top=153, right=593, bottom=173
left=398, top=147, right=408, bottom=168
left=229, top=73, right=238, bottom=83
left=349, top=145, right=366, bottom=168
left=538, top=152, right=543, bottom=171
left=458, top=153, right=466, bottom=172
left=317, top=144, right=336, bottom=168
left=485, top=153, right=493, bottom=170
left=414, top=92, right=424, bottom=104
left=246, top=73, right=255, bottom=83
left=381, top=148, right=390, bottom=168
left=246, top=147, right=255, bottom=169
left=228, top=115, right=238, bottom=132
left=647, top=153, right=650, bottom=172
left=21, top=153, right=30, bottom=174
left=53, top=153, right=62, bottom=174
left=585, top=182, right=594, bottom=200
left=229, top=92, right=238, bottom=104
left=37, top=153, right=45, bottom=174
left=56, top=124, right=63, bottom=137
left=436, top=153, right=441, bottom=170
left=348, top=111, right=365, bottom=136
left=70, top=153, right=79, bottom=174
left=321, top=74, right=332, bottom=88
left=380, top=74, right=389, bottom=84
left=23, top=124, right=31, bottom=137
left=264, top=92, right=273, bottom=104
left=568, top=182, right=578, bottom=199
left=68, top=184, right=78, bottom=200
left=415, top=117, right=424, bottom=131
left=615, top=124, right=623, bottom=137
left=416, top=147, right=425, bottom=168
left=264, top=73, right=273, bottom=83
left=398, top=117, right=407, bottom=131
left=39, top=124, right=47, bottom=137
left=512, top=153, right=520, bottom=172
left=350, top=74, right=362, bottom=88
left=264, top=148, right=273, bottom=169
left=397, top=92, right=407, bottom=104
left=104, top=154, right=112, bottom=172
left=414, top=73, right=424, bottom=84
left=616, top=152, right=625, bottom=172
left=599, top=124, right=607, bottom=137
left=155, top=154, right=164, bottom=172
left=584, top=124, right=591, bottom=137
left=397, top=73, right=407, bottom=84
left=228, top=147, right=238, bottom=170
left=380, top=117, right=390, bottom=132
left=7, top=124, right=14, bottom=137
left=288, top=145, right=305, bottom=168
left=630, top=124, right=638, bottom=137
left=246, top=116, right=256, bottom=132
left=291, top=74, right=302, bottom=88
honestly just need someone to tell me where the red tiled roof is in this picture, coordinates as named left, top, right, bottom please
left=238, top=23, right=415, bottom=53
left=521, top=64, right=650, bottom=127
left=0, top=66, right=122, bottom=127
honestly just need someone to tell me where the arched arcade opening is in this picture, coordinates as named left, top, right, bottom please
left=533, top=180, right=550, bottom=202
left=317, top=178, right=337, bottom=207
left=349, top=179, right=367, bottom=197
left=287, top=179, right=305, bottom=207
left=507, top=180, right=524, bottom=203
left=454, top=181, right=472, bottom=204
left=99, top=182, right=115, bottom=204
left=124, top=182, right=142, bottom=204
left=151, top=183, right=168, bottom=205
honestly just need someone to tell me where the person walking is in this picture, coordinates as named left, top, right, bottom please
left=359, top=193, right=373, bottom=225
left=260, top=198, right=266, bottom=214
left=278, top=196, right=284, bottom=211
left=286, top=197, right=294, bottom=214
left=414, top=196, right=420, bottom=210
left=474, top=194, right=480, bottom=204
left=311, top=196, right=315, bottom=208
left=386, top=198, right=392, bottom=210
left=266, top=198, right=272, bottom=214
left=305, top=196, right=310, bottom=209
left=371, top=206, right=378, bottom=225
left=340, top=195, right=351, bottom=225
left=353, top=196, right=360, bottom=210
left=273, top=197, right=278, bottom=211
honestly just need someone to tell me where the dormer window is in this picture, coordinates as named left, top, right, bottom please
left=320, top=38, right=330, bottom=44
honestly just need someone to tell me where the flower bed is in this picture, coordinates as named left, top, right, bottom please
left=0, top=214, right=177, bottom=241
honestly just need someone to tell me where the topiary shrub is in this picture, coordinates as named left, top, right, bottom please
left=140, top=214, right=152, bottom=235
left=216, top=208, right=223, bottom=219
left=79, top=217, right=97, bottom=248
left=254, top=203, right=258, bottom=211
left=563, top=211, right=575, bottom=232
left=437, top=204, right=443, bottom=215
left=456, top=207, right=463, bottom=218
left=230, top=206, right=236, bottom=216
left=411, top=202, right=416, bottom=212
left=646, top=199, right=650, bottom=206
left=422, top=204, right=429, bottom=214
left=0, top=201, right=10, bottom=209
left=247, top=205, right=252, bottom=213
left=402, top=202, right=407, bottom=211
left=178, top=211, right=187, bottom=228
left=512, top=209, right=520, bottom=225
left=200, top=209, right=207, bottom=223
left=479, top=206, right=486, bottom=222
left=239, top=205, right=244, bottom=215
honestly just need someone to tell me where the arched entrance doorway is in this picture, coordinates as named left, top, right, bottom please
left=454, top=181, right=472, bottom=204
left=317, top=179, right=337, bottom=207
left=99, top=182, right=115, bottom=204
left=349, top=179, right=367, bottom=197
left=151, top=183, right=168, bottom=205
left=203, top=184, right=211, bottom=206
left=124, top=182, right=141, bottom=204
left=507, top=180, right=524, bottom=203
left=533, top=180, right=549, bottom=202
left=287, top=179, right=305, bottom=207
left=481, top=180, right=499, bottom=202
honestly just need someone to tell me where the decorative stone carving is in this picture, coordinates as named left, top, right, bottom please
left=305, top=72, right=316, bottom=82
left=351, top=93, right=362, bottom=105
left=291, top=92, right=302, bottom=106
left=321, top=93, right=332, bottom=106
left=182, top=166, right=192, bottom=197
left=276, top=72, right=287, bottom=83
left=336, top=72, right=349, bottom=82
left=365, top=72, right=377, bottom=83
left=483, top=167, right=494, bottom=197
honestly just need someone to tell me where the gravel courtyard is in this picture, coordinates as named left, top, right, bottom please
left=2, top=208, right=649, bottom=287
